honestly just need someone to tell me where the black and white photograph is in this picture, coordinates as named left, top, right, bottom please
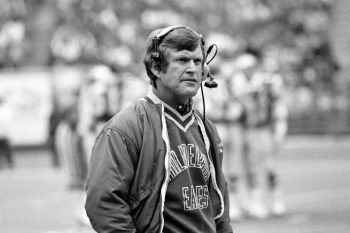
left=0, top=0, right=349, bottom=232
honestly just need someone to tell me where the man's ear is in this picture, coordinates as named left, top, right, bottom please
left=151, top=65, right=161, bottom=78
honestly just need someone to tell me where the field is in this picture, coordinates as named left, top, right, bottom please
left=1, top=135, right=350, bottom=233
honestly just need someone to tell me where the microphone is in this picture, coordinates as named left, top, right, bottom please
left=204, top=72, right=218, bottom=88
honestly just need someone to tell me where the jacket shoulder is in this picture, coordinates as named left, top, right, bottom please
left=99, top=99, right=160, bottom=142
left=106, top=99, right=151, bottom=125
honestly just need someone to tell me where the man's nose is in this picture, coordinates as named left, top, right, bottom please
left=186, top=60, right=196, bottom=72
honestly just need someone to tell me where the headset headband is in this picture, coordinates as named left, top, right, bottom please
left=151, top=25, right=205, bottom=58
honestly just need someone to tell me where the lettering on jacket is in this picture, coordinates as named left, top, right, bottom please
left=169, top=143, right=210, bottom=181
left=182, top=185, right=209, bottom=211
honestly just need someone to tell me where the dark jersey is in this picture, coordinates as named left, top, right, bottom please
left=163, top=104, right=216, bottom=233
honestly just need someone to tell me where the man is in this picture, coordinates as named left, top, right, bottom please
left=85, top=25, right=233, bottom=233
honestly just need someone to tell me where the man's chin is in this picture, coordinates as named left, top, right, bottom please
left=180, top=88, right=199, bottom=98
left=182, top=82, right=200, bottom=89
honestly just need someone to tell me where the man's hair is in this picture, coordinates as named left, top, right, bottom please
left=143, top=26, right=205, bottom=88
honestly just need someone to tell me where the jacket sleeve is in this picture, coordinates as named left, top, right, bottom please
left=85, top=128, right=138, bottom=233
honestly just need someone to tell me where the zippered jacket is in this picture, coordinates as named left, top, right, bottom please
left=85, top=95, right=233, bottom=233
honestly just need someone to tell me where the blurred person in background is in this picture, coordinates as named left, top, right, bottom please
left=231, top=53, right=288, bottom=220
left=85, top=25, right=233, bottom=233
left=48, top=96, right=64, bottom=168
left=54, top=64, right=119, bottom=227
left=0, top=95, right=13, bottom=168
left=74, top=64, right=120, bottom=226
left=222, top=51, right=260, bottom=220
left=54, top=91, right=84, bottom=189
left=54, top=89, right=89, bottom=226
left=77, top=64, right=119, bottom=167
left=255, top=58, right=289, bottom=217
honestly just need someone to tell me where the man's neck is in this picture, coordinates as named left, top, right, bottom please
left=151, top=88, right=192, bottom=114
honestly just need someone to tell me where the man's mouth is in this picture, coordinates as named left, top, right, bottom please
left=181, top=78, right=197, bottom=83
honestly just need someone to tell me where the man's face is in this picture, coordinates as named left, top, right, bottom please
left=156, top=45, right=203, bottom=101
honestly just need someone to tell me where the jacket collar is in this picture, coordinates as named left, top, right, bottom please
left=147, top=91, right=193, bottom=115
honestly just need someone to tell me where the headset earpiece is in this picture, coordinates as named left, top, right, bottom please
left=151, top=37, right=161, bottom=58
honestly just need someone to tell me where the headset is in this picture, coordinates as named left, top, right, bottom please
left=150, top=25, right=218, bottom=88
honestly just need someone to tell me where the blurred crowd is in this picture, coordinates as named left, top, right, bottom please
left=0, top=0, right=27, bottom=68
left=0, top=0, right=344, bottom=125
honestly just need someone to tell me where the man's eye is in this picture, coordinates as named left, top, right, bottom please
left=178, top=58, right=188, bottom=62
left=194, top=59, right=202, bottom=65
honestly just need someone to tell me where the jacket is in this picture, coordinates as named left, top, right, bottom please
left=85, top=94, right=233, bottom=233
